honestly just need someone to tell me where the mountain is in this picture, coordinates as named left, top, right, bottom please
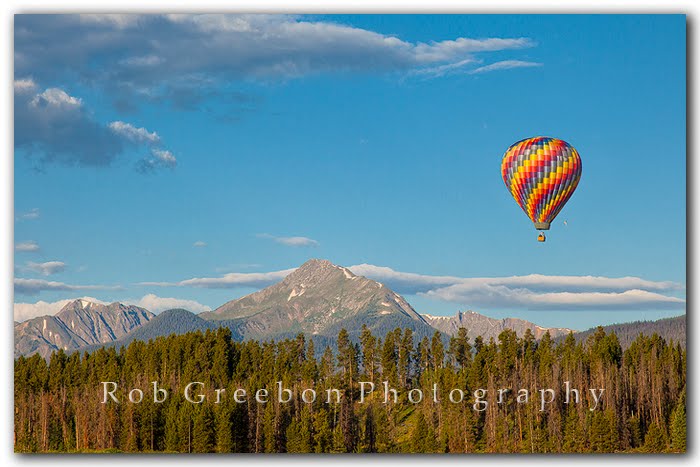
left=18, top=260, right=681, bottom=360
left=83, top=308, right=243, bottom=352
left=423, top=310, right=574, bottom=341
left=201, top=259, right=436, bottom=341
left=14, top=299, right=154, bottom=359
left=556, top=315, right=686, bottom=349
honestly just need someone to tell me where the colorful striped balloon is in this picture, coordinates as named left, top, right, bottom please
left=501, top=136, right=582, bottom=231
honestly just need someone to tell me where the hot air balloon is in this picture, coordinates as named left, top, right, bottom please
left=501, top=136, right=582, bottom=242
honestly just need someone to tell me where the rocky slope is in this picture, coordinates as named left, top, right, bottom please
left=202, top=258, right=432, bottom=340
left=14, top=299, right=153, bottom=359
left=423, top=310, right=574, bottom=341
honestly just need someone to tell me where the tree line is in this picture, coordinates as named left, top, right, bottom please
left=14, top=325, right=686, bottom=453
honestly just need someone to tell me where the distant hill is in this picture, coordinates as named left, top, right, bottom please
left=14, top=299, right=153, bottom=359
left=555, top=315, right=686, bottom=349
left=82, top=308, right=244, bottom=352
left=424, top=310, right=573, bottom=342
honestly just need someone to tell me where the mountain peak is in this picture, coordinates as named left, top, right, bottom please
left=203, top=258, right=427, bottom=337
left=298, top=258, right=334, bottom=269
left=15, top=300, right=154, bottom=359
left=282, top=259, right=356, bottom=287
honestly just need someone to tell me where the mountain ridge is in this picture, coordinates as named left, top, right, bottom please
left=424, top=310, right=574, bottom=341
left=15, top=259, right=685, bottom=358
left=14, top=300, right=153, bottom=359
left=80, top=308, right=244, bottom=353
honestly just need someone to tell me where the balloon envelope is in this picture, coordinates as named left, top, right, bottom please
left=501, top=136, right=582, bottom=230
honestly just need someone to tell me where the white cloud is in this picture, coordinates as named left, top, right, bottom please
left=348, top=264, right=460, bottom=293
left=257, top=233, right=320, bottom=247
left=16, top=84, right=175, bottom=172
left=140, top=268, right=295, bottom=289
left=18, top=208, right=40, bottom=220
left=152, top=149, right=177, bottom=167
left=348, top=264, right=684, bottom=311
left=136, top=149, right=177, bottom=173
left=125, top=294, right=211, bottom=314
left=158, top=15, right=533, bottom=71
left=108, top=121, right=161, bottom=144
left=348, top=264, right=684, bottom=294
left=469, top=60, right=543, bottom=74
left=25, top=261, right=66, bottom=276
left=412, top=37, right=534, bottom=63
left=13, top=296, right=108, bottom=322
left=16, top=85, right=126, bottom=168
left=30, top=87, right=82, bottom=109
left=193, top=241, right=207, bottom=248
left=14, top=78, right=37, bottom=93
left=424, top=285, right=685, bottom=311
left=16, top=15, right=537, bottom=111
left=78, top=14, right=144, bottom=29
left=14, top=278, right=121, bottom=296
left=411, top=58, right=475, bottom=78
left=15, top=241, right=40, bottom=252
left=118, top=55, right=163, bottom=67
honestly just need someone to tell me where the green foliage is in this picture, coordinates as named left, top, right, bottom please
left=670, top=390, right=686, bottom=452
left=14, top=326, right=684, bottom=453
left=643, top=422, right=667, bottom=453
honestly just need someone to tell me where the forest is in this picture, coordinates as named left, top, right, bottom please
left=14, top=325, right=686, bottom=453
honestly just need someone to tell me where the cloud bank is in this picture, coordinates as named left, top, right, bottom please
left=347, top=264, right=684, bottom=311
left=15, top=15, right=540, bottom=171
left=15, top=14, right=537, bottom=110
left=14, top=79, right=176, bottom=172
left=141, top=263, right=684, bottom=311
left=140, top=268, right=296, bottom=289
left=348, top=264, right=684, bottom=295
left=14, top=278, right=122, bottom=296
left=13, top=294, right=211, bottom=321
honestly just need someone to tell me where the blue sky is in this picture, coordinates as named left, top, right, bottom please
left=14, top=14, right=686, bottom=330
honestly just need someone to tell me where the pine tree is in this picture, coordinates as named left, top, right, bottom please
left=398, top=328, right=414, bottom=388
left=12, top=322, right=688, bottom=454
left=192, top=404, right=214, bottom=453
left=643, top=422, right=667, bottom=453
left=313, top=409, right=333, bottom=453
left=360, top=325, right=378, bottom=382
left=215, top=404, right=233, bottom=453
left=164, top=399, right=180, bottom=452
left=381, top=331, right=398, bottom=386
left=670, top=391, right=686, bottom=452
left=448, top=327, right=471, bottom=369
left=410, top=411, right=430, bottom=453
left=286, top=418, right=303, bottom=453
left=430, top=331, right=444, bottom=370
